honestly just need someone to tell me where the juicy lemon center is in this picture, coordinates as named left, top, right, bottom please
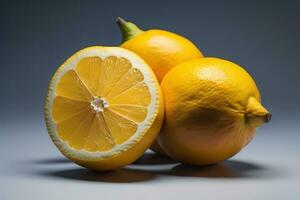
left=51, top=56, right=151, bottom=152
left=91, top=97, right=108, bottom=112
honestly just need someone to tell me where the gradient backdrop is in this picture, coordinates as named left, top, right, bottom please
left=1, top=1, right=300, bottom=200
left=1, top=1, right=300, bottom=122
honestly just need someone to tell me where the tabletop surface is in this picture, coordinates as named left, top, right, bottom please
left=1, top=117, right=299, bottom=200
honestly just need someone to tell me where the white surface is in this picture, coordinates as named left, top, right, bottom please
left=1, top=117, right=300, bottom=200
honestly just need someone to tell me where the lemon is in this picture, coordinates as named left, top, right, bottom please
left=116, top=17, right=203, bottom=156
left=44, top=46, right=164, bottom=170
left=158, top=58, right=271, bottom=165
left=116, top=17, right=204, bottom=82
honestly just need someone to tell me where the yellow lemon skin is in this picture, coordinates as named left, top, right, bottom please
left=116, top=18, right=203, bottom=156
left=121, top=29, right=204, bottom=82
left=159, top=58, right=271, bottom=165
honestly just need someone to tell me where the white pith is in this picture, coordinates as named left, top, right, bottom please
left=45, top=46, right=160, bottom=161
left=90, top=97, right=108, bottom=113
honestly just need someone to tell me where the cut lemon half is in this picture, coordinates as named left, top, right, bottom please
left=44, top=46, right=164, bottom=170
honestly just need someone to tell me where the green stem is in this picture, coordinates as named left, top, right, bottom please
left=116, top=17, right=144, bottom=43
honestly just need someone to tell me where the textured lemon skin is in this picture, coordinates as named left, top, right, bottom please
left=159, top=58, right=264, bottom=165
left=44, top=46, right=164, bottom=170
left=121, top=30, right=204, bottom=82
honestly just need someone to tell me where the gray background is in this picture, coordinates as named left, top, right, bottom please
left=1, top=1, right=300, bottom=200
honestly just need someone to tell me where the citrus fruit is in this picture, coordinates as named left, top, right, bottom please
left=158, top=58, right=271, bottom=165
left=116, top=17, right=204, bottom=82
left=116, top=17, right=203, bottom=156
left=44, top=46, right=164, bottom=170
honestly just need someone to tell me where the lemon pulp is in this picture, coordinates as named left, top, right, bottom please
left=52, top=56, right=151, bottom=152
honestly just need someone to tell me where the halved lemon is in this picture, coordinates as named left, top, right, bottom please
left=44, top=46, right=164, bottom=170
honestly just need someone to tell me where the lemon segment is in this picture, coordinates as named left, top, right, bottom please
left=56, top=70, right=93, bottom=102
left=52, top=97, right=90, bottom=123
left=108, top=104, right=147, bottom=123
left=74, top=56, right=103, bottom=96
left=44, top=46, right=164, bottom=170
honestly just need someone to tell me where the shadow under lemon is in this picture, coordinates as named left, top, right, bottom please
left=33, top=152, right=268, bottom=182
left=132, top=151, right=178, bottom=165
left=32, top=157, right=70, bottom=164
left=44, top=168, right=156, bottom=183
left=167, top=160, right=265, bottom=178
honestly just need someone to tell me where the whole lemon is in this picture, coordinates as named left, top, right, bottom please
left=158, top=58, right=271, bottom=165
left=116, top=17, right=204, bottom=82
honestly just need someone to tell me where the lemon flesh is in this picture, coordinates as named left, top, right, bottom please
left=45, top=47, right=163, bottom=170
